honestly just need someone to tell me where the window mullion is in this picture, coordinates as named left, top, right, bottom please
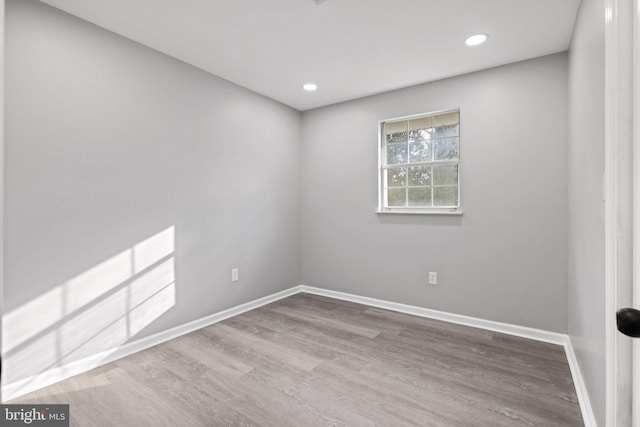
left=382, top=159, right=459, bottom=169
left=404, top=120, right=409, bottom=207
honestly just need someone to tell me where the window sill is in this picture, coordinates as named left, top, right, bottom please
left=375, top=209, right=463, bottom=216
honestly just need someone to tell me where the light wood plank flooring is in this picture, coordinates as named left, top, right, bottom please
left=12, top=293, right=584, bottom=426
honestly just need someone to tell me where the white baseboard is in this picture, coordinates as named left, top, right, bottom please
left=300, top=285, right=567, bottom=344
left=3, top=283, right=597, bottom=427
left=299, top=285, right=596, bottom=427
left=2, top=285, right=303, bottom=402
left=563, top=337, right=598, bottom=427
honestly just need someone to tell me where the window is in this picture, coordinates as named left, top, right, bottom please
left=378, top=109, right=460, bottom=213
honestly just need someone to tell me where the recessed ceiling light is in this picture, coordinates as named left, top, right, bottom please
left=465, top=34, right=489, bottom=46
left=303, top=83, right=318, bottom=91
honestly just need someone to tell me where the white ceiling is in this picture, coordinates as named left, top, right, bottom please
left=39, top=0, right=581, bottom=111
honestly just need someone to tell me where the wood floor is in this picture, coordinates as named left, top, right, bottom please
left=12, top=293, right=584, bottom=426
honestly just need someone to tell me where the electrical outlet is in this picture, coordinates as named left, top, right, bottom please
left=231, top=268, right=239, bottom=282
left=428, top=271, right=437, bottom=285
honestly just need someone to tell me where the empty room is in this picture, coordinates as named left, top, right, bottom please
left=1, top=0, right=639, bottom=426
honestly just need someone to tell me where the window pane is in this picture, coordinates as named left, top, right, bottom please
left=387, top=188, right=406, bottom=207
left=434, top=124, right=459, bottom=138
left=446, top=124, right=459, bottom=137
left=434, top=137, right=459, bottom=160
left=433, top=111, right=459, bottom=138
left=386, top=143, right=407, bottom=165
left=386, top=168, right=407, bottom=187
left=409, top=140, right=432, bottom=163
left=433, top=186, right=458, bottom=206
left=408, top=187, right=432, bottom=207
left=409, top=128, right=432, bottom=143
left=408, top=166, right=432, bottom=186
left=432, top=164, right=458, bottom=186
left=386, top=132, right=407, bottom=144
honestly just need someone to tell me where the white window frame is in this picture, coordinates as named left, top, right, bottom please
left=376, top=108, right=462, bottom=215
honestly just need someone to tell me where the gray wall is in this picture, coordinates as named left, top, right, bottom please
left=4, top=0, right=301, bottom=386
left=567, top=0, right=606, bottom=424
left=301, top=53, right=569, bottom=333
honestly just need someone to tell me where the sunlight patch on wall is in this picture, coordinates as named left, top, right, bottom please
left=5, top=330, right=59, bottom=385
left=129, top=257, right=176, bottom=336
left=3, top=287, right=63, bottom=355
left=131, top=281, right=176, bottom=336
left=65, top=249, right=133, bottom=314
left=59, top=287, right=130, bottom=361
left=2, top=226, right=178, bottom=390
left=133, top=227, right=174, bottom=273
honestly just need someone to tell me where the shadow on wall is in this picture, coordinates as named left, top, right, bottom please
left=2, top=226, right=178, bottom=399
